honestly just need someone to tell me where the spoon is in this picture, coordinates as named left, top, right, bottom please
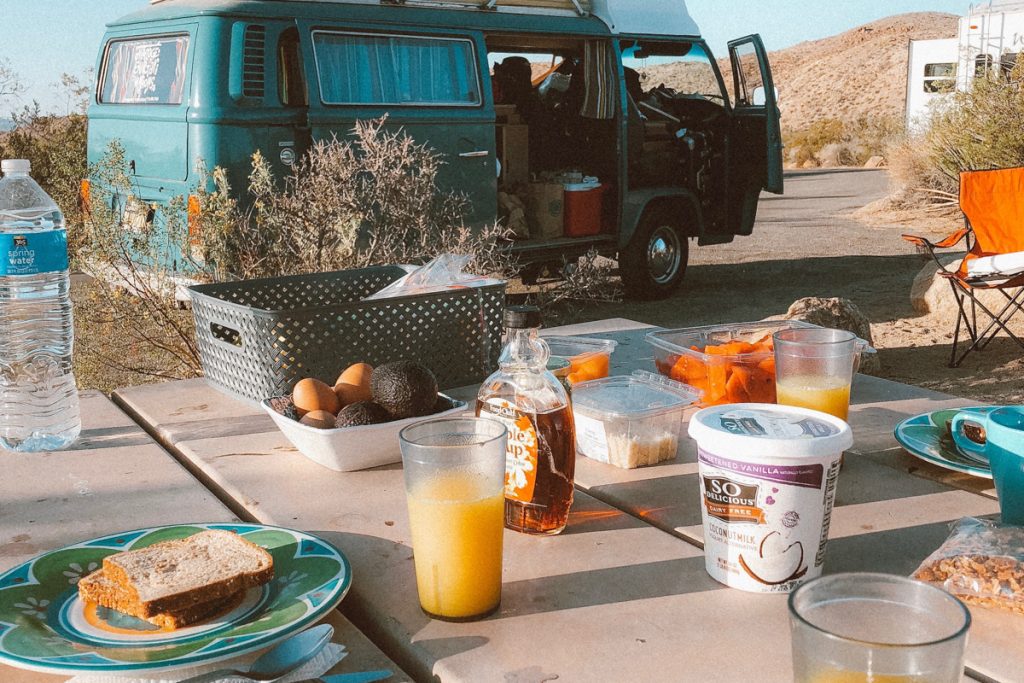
left=177, top=623, right=334, bottom=683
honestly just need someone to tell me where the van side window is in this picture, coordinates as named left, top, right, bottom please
left=312, top=31, right=479, bottom=106
left=100, top=34, right=189, bottom=105
left=279, top=28, right=307, bottom=107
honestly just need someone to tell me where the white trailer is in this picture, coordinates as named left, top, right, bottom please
left=906, top=0, right=1024, bottom=130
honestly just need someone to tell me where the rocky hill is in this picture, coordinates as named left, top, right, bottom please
left=641, top=12, right=959, bottom=132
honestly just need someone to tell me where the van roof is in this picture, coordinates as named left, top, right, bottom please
left=128, top=0, right=700, bottom=38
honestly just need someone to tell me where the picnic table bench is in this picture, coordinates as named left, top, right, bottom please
left=3, top=318, right=1020, bottom=682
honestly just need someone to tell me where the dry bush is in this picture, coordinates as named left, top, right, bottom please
left=197, top=119, right=514, bottom=282
left=889, top=66, right=1024, bottom=209
left=76, top=142, right=203, bottom=383
left=783, top=116, right=901, bottom=168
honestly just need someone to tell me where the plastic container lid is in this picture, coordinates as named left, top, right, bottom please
left=544, top=335, right=617, bottom=359
left=688, top=403, right=853, bottom=460
left=564, top=182, right=602, bottom=192
left=572, top=371, right=700, bottom=420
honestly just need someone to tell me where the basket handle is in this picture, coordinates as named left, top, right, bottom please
left=209, top=322, right=244, bottom=349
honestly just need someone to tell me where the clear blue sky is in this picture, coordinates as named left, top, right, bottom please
left=1, top=0, right=967, bottom=113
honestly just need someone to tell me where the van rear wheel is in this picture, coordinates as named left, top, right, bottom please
left=620, top=208, right=689, bottom=300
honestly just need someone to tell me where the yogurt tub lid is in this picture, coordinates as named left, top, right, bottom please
left=688, top=403, right=853, bottom=461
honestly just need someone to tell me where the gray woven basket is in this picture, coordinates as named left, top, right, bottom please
left=189, top=266, right=505, bottom=404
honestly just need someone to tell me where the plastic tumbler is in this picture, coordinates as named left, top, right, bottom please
left=399, top=417, right=508, bottom=621
left=789, top=573, right=971, bottom=683
left=774, top=328, right=860, bottom=421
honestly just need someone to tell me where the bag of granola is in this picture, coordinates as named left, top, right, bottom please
left=913, top=517, right=1024, bottom=614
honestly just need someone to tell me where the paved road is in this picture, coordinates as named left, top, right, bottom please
left=587, top=168, right=927, bottom=328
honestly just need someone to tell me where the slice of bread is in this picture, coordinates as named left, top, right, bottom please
left=78, top=569, right=242, bottom=629
left=100, top=529, right=273, bottom=617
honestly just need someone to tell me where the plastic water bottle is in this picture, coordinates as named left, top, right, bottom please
left=0, top=159, right=80, bottom=451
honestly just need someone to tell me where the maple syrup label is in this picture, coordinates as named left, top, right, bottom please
left=479, top=399, right=539, bottom=503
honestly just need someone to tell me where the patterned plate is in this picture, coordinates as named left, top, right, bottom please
left=0, top=523, right=351, bottom=676
left=894, top=407, right=996, bottom=479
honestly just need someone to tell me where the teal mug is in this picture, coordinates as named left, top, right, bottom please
left=952, top=406, right=1024, bottom=525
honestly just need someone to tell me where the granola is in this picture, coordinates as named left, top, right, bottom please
left=914, top=518, right=1024, bottom=614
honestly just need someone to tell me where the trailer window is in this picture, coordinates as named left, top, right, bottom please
left=100, top=34, right=189, bottom=105
left=923, top=62, right=955, bottom=93
left=313, top=31, right=480, bottom=106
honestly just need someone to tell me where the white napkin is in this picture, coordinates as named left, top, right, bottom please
left=66, top=641, right=347, bottom=683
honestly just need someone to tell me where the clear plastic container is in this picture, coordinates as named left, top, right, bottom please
left=645, top=321, right=818, bottom=407
left=571, top=371, right=701, bottom=469
left=543, top=335, right=618, bottom=386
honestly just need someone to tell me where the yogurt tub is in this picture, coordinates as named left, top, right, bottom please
left=688, top=403, right=853, bottom=593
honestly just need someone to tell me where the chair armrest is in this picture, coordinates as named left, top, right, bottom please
left=901, top=228, right=969, bottom=249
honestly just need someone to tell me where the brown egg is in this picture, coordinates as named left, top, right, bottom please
left=292, top=378, right=340, bottom=417
left=300, top=410, right=338, bottom=430
left=337, top=363, right=373, bottom=391
left=335, top=381, right=372, bottom=407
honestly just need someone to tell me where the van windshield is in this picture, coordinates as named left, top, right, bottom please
left=100, top=34, right=189, bottom=105
left=622, top=41, right=725, bottom=103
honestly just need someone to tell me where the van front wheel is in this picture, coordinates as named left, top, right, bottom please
left=620, top=209, right=689, bottom=300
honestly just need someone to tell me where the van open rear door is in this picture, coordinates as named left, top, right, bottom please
left=728, top=35, right=782, bottom=194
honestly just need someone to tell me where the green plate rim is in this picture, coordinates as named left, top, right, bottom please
left=0, top=523, right=351, bottom=676
left=894, top=407, right=994, bottom=479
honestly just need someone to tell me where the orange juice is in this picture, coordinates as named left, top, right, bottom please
left=776, top=375, right=851, bottom=421
left=407, top=472, right=504, bottom=619
left=808, top=670, right=925, bottom=683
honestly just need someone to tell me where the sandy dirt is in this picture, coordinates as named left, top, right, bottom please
left=575, top=168, right=1023, bottom=405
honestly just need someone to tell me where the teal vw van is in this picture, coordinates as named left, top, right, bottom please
left=88, top=0, right=782, bottom=299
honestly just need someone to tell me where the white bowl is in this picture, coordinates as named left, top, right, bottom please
left=262, top=395, right=468, bottom=472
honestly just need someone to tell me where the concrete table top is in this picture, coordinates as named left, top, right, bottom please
left=0, top=391, right=407, bottom=682
left=111, top=318, right=1015, bottom=682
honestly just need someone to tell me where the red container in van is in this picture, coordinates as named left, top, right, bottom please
left=564, top=183, right=604, bottom=237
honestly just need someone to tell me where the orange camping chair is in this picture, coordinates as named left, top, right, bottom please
left=903, top=167, right=1024, bottom=367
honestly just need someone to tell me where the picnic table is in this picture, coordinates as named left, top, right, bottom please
left=3, top=318, right=1021, bottom=682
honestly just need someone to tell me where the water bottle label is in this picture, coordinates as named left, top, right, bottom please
left=0, top=231, right=69, bottom=275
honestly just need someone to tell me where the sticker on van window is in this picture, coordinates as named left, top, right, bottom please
left=0, top=231, right=69, bottom=276
left=101, top=35, right=189, bottom=105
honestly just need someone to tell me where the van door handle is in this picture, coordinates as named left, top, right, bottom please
left=459, top=150, right=489, bottom=158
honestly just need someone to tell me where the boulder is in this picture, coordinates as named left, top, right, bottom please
left=910, top=258, right=1024, bottom=332
left=782, top=297, right=881, bottom=375
left=864, top=155, right=887, bottom=169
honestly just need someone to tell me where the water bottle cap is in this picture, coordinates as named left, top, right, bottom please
left=1, top=159, right=31, bottom=174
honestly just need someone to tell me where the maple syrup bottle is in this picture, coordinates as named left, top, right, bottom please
left=477, top=306, right=576, bottom=535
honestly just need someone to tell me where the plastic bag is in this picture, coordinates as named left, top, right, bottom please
left=365, top=254, right=502, bottom=301
left=913, top=517, right=1024, bottom=614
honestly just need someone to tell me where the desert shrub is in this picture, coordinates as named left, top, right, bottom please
left=196, top=119, right=512, bottom=281
left=927, top=67, right=1024, bottom=187
left=0, top=105, right=88, bottom=257
left=783, top=116, right=901, bottom=168
left=889, top=65, right=1024, bottom=208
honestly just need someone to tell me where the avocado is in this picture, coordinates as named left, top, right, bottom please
left=370, top=361, right=439, bottom=420
left=335, top=401, right=391, bottom=428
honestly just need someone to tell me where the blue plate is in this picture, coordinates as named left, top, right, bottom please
left=894, top=407, right=995, bottom=479
left=0, top=523, right=351, bottom=677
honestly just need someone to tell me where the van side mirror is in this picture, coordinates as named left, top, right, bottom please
left=751, top=85, right=779, bottom=106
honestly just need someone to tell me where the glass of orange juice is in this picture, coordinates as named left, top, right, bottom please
left=399, top=417, right=507, bottom=621
left=789, top=573, right=971, bottom=682
left=774, top=328, right=862, bottom=421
